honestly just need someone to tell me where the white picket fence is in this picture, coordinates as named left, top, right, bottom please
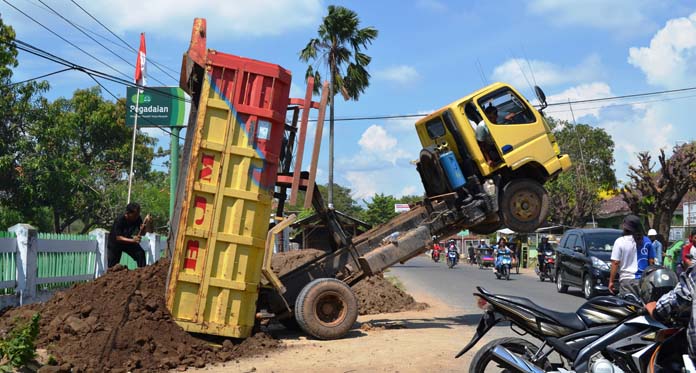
left=0, top=224, right=167, bottom=308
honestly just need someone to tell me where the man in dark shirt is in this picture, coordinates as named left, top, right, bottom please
left=108, top=202, right=146, bottom=268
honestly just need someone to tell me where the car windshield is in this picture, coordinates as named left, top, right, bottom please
left=586, top=233, right=622, bottom=252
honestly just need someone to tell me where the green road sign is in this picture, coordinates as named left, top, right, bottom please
left=126, top=86, right=187, bottom=127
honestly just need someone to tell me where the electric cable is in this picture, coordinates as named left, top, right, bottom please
left=2, top=0, right=133, bottom=81
left=36, top=0, right=169, bottom=86
left=9, top=67, right=74, bottom=86
left=69, top=0, right=181, bottom=80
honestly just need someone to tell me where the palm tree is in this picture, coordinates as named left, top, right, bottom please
left=299, top=5, right=378, bottom=209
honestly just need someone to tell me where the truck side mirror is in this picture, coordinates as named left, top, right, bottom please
left=534, top=86, right=547, bottom=110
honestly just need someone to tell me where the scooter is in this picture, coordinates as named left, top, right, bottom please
left=495, top=253, right=512, bottom=280
left=447, top=250, right=458, bottom=269
left=431, top=249, right=440, bottom=263
left=535, top=249, right=556, bottom=282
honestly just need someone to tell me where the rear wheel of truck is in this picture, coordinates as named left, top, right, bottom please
left=500, top=179, right=549, bottom=233
left=295, top=278, right=358, bottom=340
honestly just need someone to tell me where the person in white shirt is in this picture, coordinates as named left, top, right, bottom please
left=609, top=215, right=655, bottom=297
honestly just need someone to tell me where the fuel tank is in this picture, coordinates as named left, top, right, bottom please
left=576, top=296, right=640, bottom=328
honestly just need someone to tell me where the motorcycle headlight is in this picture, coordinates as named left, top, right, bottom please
left=591, top=256, right=609, bottom=271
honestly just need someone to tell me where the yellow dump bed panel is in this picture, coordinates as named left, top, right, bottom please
left=167, top=50, right=291, bottom=338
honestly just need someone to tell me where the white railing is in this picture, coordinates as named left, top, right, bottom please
left=0, top=224, right=166, bottom=308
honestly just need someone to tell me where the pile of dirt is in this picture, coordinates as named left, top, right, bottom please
left=353, top=276, right=428, bottom=315
left=272, top=249, right=427, bottom=315
left=0, top=260, right=280, bottom=372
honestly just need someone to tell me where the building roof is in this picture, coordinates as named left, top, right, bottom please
left=597, top=195, right=630, bottom=218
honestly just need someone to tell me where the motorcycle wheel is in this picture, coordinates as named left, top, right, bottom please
left=469, top=337, right=549, bottom=373
left=505, top=267, right=510, bottom=281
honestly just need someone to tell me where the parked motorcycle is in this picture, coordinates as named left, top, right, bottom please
left=447, top=250, right=458, bottom=269
left=495, top=252, right=512, bottom=280
left=458, top=267, right=679, bottom=373
left=535, top=248, right=555, bottom=282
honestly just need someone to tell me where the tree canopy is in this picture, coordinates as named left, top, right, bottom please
left=545, top=118, right=616, bottom=226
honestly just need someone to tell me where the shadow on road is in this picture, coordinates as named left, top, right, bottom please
left=358, top=313, right=487, bottom=331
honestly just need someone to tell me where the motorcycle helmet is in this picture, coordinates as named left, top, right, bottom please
left=639, top=265, right=678, bottom=303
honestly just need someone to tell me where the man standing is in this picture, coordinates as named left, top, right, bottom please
left=647, top=229, right=663, bottom=266
left=608, top=215, right=655, bottom=297
left=108, top=202, right=147, bottom=268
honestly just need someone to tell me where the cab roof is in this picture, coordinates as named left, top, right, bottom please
left=416, top=82, right=509, bottom=124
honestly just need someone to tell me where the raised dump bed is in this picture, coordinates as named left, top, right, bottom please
left=166, top=18, right=291, bottom=338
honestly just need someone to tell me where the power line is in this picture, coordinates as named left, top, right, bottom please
left=2, top=0, right=133, bottom=81
left=69, top=0, right=181, bottom=80
left=36, top=0, right=169, bottom=86
left=10, top=67, right=74, bottom=86
left=11, top=38, right=191, bottom=104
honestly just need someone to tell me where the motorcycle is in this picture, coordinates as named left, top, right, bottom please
left=447, top=250, right=458, bottom=269
left=535, top=249, right=556, bottom=282
left=495, top=252, right=512, bottom=280
left=457, top=286, right=670, bottom=372
left=431, top=249, right=440, bottom=263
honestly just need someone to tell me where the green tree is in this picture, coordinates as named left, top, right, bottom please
left=15, top=88, right=156, bottom=233
left=284, top=182, right=363, bottom=219
left=361, top=193, right=398, bottom=227
left=545, top=118, right=616, bottom=226
left=299, top=5, right=378, bottom=208
left=397, top=194, right=424, bottom=206
left=0, top=17, right=49, bottom=218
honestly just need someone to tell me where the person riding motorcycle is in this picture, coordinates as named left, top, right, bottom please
left=493, top=238, right=512, bottom=274
left=431, top=236, right=442, bottom=262
left=537, top=236, right=554, bottom=273
left=446, top=240, right=459, bottom=265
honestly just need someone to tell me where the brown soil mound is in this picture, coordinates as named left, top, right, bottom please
left=272, top=249, right=427, bottom=315
left=0, top=260, right=280, bottom=372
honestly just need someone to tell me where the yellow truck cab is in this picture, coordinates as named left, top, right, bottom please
left=415, top=82, right=571, bottom=233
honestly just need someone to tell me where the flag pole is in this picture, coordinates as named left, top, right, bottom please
left=127, top=88, right=140, bottom=203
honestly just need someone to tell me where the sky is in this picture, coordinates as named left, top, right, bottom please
left=2, top=0, right=696, bottom=202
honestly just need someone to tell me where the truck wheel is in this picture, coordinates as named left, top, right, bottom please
left=295, top=278, right=358, bottom=340
left=500, top=179, right=549, bottom=233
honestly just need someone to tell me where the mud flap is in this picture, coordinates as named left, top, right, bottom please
left=455, top=310, right=499, bottom=358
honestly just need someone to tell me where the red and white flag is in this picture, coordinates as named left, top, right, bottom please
left=134, top=32, right=147, bottom=88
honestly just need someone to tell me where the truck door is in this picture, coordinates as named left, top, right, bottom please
left=475, top=87, right=553, bottom=167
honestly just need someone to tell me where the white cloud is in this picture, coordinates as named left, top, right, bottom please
left=400, top=185, right=418, bottom=196
left=528, top=0, right=658, bottom=32
left=358, top=125, right=397, bottom=153
left=600, top=105, right=674, bottom=180
left=345, top=171, right=380, bottom=200
left=544, top=82, right=613, bottom=122
left=77, top=0, right=322, bottom=39
left=491, top=55, right=602, bottom=88
left=374, top=65, right=421, bottom=85
left=628, top=12, right=696, bottom=88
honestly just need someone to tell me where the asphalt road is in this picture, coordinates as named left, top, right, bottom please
left=390, top=255, right=587, bottom=314
left=389, top=254, right=589, bottom=366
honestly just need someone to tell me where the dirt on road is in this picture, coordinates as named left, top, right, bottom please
left=0, top=260, right=280, bottom=372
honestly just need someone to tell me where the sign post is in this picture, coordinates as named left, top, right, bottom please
left=126, top=86, right=188, bottom=222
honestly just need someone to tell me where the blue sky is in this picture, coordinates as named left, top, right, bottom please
left=3, top=0, right=696, bottom=201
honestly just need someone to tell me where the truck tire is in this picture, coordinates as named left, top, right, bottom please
left=500, top=179, right=549, bottom=233
left=416, top=148, right=449, bottom=197
left=295, top=278, right=358, bottom=340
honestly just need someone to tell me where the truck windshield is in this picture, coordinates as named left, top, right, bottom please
left=586, top=233, right=622, bottom=252
left=478, top=88, right=535, bottom=125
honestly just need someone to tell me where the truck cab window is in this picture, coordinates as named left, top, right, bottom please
left=478, top=88, right=535, bottom=125
left=425, top=116, right=446, bottom=139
